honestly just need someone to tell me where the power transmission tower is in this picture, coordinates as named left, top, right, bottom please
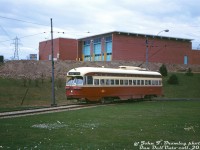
left=12, top=36, right=21, bottom=60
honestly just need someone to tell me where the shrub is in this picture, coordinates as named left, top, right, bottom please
left=167, top=74, right=179, bottom=84
left=185, top=68, right=193, bottom=76
left=159, top=64, right=168, bottom=77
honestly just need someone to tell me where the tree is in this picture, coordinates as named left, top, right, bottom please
left=167, top=74, right=179, bottom=85
left=159, top=64, right=168, bottom=77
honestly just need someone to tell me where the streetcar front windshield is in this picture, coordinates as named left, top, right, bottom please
left=66, top=76, right=83, bottom=85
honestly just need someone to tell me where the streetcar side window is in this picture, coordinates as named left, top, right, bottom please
left=137, top=80, right=140, bottom=85
left=111, top=79, right=114, bottom=85
left=145, top=80, right=148, bottom=85
left=87, top=76, right=93, bottom=85
left=124, top=80, right=128, bottom=85
left=148, top=80, right=151, bottom=85
left=133, top=80, right=136, bottom=85
left=106, top=79, right=110, bottom=85
left=115, top=79, right=119, bottom=85
left=94, top=79, right=99, bottom=85
left=129, top=80, right=132, bottom=85
left=141, top=80, right=144, bottom=85
left=120, top=80, right=124, bottom=85
left=100, top=79, right=105, bottom=85
left=155, top=80, right=158, bottom=85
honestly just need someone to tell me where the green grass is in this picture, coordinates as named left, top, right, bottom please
left=0, top=101, right=200, bottom=149
left=0, top=73, right=200, bottom=112
left=163, top=73, right=200, bottom=98
left=0, top=78, right=68, bottom=111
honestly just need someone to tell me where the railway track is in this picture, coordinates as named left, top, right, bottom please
left=0, top=104, right=99, bottom=119
left=0, top=100, right=144, bottom=119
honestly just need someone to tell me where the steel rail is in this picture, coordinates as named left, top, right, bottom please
left=0, top=104, right=98, bottom=119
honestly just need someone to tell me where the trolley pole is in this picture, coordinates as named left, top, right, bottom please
left=50, top=18, right=56, bottom=107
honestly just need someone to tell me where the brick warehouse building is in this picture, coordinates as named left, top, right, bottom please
left=39, top=31, right=200, bottom=65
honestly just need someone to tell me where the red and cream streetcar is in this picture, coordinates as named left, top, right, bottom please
left=66, top=66, right=163, bottom=102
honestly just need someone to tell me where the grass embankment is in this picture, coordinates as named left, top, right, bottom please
left=0, top=101, right=199, bottom=149
left=0, top=78, right=67, bottom=111
left=0, top=73, right=200, bottom=111
left=163, top=73, right=200, bottom=98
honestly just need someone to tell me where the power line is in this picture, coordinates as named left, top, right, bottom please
left=20, top=32, right=47, bottom=39
left=0, top=15, right=49, bottom=27
left=0, top=32, right=46, bottom=43
left=0, top=24, right=13, bottom=40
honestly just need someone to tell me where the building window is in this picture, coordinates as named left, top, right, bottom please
left=184, top=55, right=188, bottom=65
left=94, top=38, right=102, bottom=61
left=105, top=36, right=112, bottom=61
left=83, top=40, right=91, bottom=61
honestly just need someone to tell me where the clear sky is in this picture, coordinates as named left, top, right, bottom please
left=0, top=0, right=200, bottom=60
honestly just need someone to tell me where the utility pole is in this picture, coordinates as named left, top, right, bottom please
left=145, top=37, right=149, bottom=69
left=50, top=18, right=56, bottom=107
left=145, top=29, right=169, bottom=69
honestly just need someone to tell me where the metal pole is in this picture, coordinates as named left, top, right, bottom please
left=146, top=37, right=148, bottom=69
left=145, top=29, right=169, bottom=69
left=51, top=18, right=56, bottom=107
left=77, top=39, right=78, bottom=61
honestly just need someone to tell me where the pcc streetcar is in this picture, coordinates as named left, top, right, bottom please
left=66, top=66, right=163, bottom=102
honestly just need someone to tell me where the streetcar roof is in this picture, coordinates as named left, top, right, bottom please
left=67, top=67, right=161, bottom=76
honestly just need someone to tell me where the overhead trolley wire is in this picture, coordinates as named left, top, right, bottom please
left=0, top=15, right=49, bottom=27
left=0, top=24, right=13, bottom=40
left=0, top=15, right=49, bottom=44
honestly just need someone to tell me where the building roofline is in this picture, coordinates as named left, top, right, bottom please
left=78, top=31, right=193, bottom=42
left=39, top=37, right=77, bottom=43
